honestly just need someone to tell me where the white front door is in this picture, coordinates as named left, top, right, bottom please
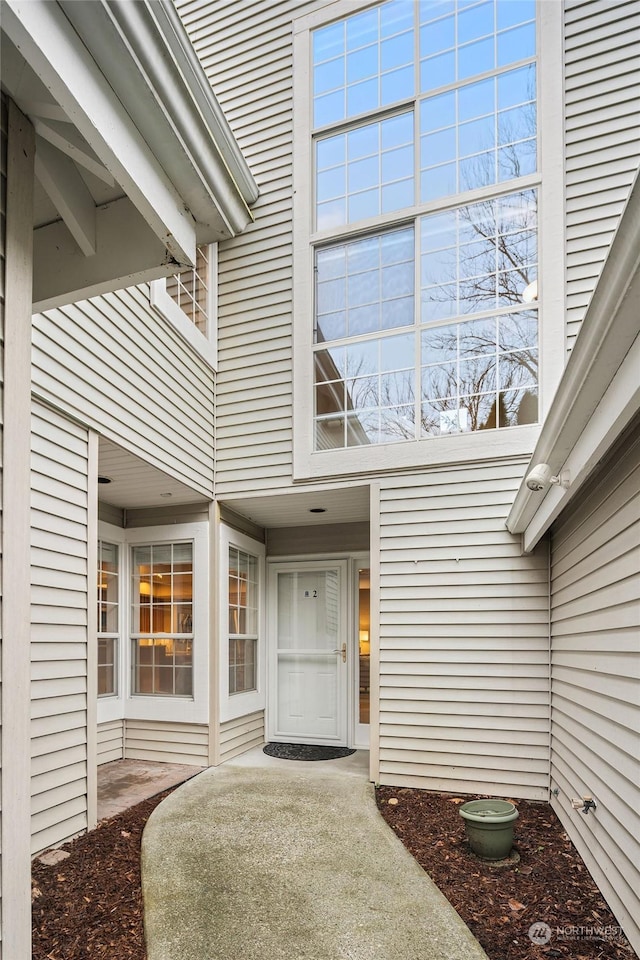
left=269, top=561, right=348, bottom=745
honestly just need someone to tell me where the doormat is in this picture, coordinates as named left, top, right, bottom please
left=263, top=742, right=356, bottom=761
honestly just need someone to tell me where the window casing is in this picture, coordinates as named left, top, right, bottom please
left=97, top=540, right=119, bottom=697
left=149, top=243, right=218, bottom=369
left=292, top=0, right=565, bottom=478
left=228, top=546, right=259, bottom=695
left=219, top=525, right=266, bottom=723
left=131, top=541, right=194, bottom=698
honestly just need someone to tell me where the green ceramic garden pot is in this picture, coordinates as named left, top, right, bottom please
left=459, top=799, right=519, bottom=860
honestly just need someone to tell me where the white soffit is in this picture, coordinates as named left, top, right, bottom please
left=220, top=485, right=372, bottom=529
left=98, top=438, right=210, bottom=510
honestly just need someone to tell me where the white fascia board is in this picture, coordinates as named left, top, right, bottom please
left=60, top=0, right=257, bottom=241
left=507, top=169, right=640, bottom=542
left=2, top=0, right=196, bottom=265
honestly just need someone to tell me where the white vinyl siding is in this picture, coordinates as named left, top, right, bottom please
left=97, top=720, right=124, bottom=766
left=30, top=404, right=90, bottom=855
left=219, top=711, right=265, bottom=765
left=32, top=284, right=215, bottom=497
left=550, top=426, right=640, bottom=955
left=564, top=0, right=640, bottom=349
left=177, top=0, right=316, bottom=495
left=377, top=460, right=550, bottom=800
left=124, top=720, right=208, bottom=765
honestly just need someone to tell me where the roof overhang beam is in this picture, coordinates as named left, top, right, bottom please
left=2, top=0, right=197, bottom=266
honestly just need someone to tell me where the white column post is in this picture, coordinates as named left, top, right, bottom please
left=2, top=98, right=35, bottom=960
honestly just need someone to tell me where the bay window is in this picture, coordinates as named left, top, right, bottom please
left=305, top=0, right=540, bottom=455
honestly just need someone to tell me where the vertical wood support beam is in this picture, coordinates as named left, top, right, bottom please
left=86, top=431, right=99, bottom=829
left=2, top=99, right=35, bottom=960
left=208, top=501, right=221, bottom=766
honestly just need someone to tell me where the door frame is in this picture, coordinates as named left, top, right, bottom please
left=267, top=558, right=350, bottom=746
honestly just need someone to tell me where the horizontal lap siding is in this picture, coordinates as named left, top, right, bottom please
left=32, top=285, right=214, bottom=497
left=378, top=461, right=550, bottom=799
left=219, top=712, right=265, bottom=764
left=550, top=428, right=640, bottom=954
left=564, top=0, right=640, bottom=349
left=97, top=720, right=124, bottom=766
left=178, top=0, right=315, bottom=494
left=30, top=404, right=90, bottom=855
left=124, top=720, right=208, bottom=765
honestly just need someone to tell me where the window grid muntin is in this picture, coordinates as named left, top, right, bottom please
left=313, top=189, right=538, bottom=446
left=419, top=63, right=536, bottom=202
left=166, top=245, right=210, bottom=335
left=228, top=546, right=259, bottom=695
left=312, top=1, right=415, bottom=128
left=131, top=542, right=194, bottom=698
left=98, top=540, right=119, bottom=697
left=311, top=0, right=538, bottom=451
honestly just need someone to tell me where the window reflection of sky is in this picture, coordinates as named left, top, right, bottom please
left=311, top=0, right=539, bottom=449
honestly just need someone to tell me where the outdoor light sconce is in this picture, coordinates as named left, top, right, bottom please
left=525, top=463, right=571, bottom=492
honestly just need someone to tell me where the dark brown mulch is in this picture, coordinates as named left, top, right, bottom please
left=31, top=790, right=173, bottom=960
left=32, top=783, right=638, bottom=960
left=377, top=786, right=638, bottom=960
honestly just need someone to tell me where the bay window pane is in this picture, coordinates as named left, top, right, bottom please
left=228, top=548, right=259, bottom=695
left=131, top=542, right=193, bottom=697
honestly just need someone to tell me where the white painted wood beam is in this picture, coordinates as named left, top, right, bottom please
left=33, top=195, right=181, bottom=313
left=2, top=98, right=35, bottom=960
left=34, top=118, right=115, bottom=186
left=13, top=99, right=69, bottom=122
left=35, top=135, right=97, bottom=256
left=2, top=0, right=196, bottom=265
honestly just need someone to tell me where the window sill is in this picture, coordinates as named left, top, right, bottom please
left=294, top=423, right=541, bottom=482
left=149, top=280, right=217, bottom=370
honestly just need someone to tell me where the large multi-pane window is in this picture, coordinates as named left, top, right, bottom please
left=228, top=546, right=259, bottom=695
left=97, top=540, right=119, bottom=697
left=311, top=0, right=538, bottom=450
left=131, top=542, right=194, bottom=697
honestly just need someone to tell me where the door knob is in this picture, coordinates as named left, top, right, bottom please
left=333, top=642, right=347, bottom=663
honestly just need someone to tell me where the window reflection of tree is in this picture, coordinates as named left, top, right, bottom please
left=421, top=315, right=538, bottom=434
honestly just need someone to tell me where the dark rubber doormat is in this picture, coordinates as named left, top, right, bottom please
left=263, top=742, right=355, bottom=761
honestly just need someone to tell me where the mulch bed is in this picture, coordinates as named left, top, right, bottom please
left=32, top=790, right=172, bottom=960
left=32, top=783, right=638, bottom=960
left=377, top=786, right=638, bottom=960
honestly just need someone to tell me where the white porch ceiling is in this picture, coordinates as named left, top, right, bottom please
left=97, top=438, right=371, bottom=527
left=98, top=438, right=210, bottom=510
left=221, top=485, right=372, bottom=529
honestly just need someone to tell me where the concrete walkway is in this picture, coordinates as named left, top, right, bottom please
left=142, top=747, right=489, bottom=960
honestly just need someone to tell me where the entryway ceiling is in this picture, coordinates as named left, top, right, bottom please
left=98, top=438, right=210, bottom=510
left=221, top=485, right=371, bottom=529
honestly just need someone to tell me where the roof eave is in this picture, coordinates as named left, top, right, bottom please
left=506, top=167, right=640, bottom=542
